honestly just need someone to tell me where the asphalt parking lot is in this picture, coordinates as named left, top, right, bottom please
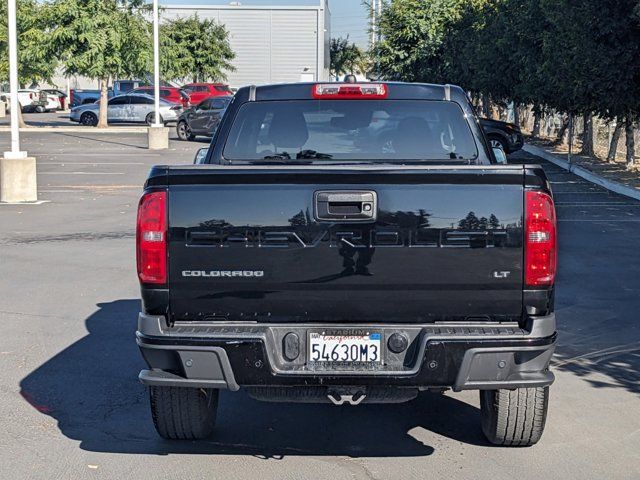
left=0, top=132, right=638, bottom=480
left=0, top=111, right=76, bottom=128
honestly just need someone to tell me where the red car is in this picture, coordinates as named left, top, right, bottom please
left=181, top=83, right=233, bottom=105
left=129, top=86, right=190, bottom=108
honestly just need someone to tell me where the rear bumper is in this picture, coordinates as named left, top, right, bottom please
left=161, top=110, right=180, bottom=123
left=22, top=102, right=45, bottom=112
left=137, top=314, right=556, bottom=392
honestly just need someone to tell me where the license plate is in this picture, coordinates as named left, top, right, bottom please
left=308, top=332, right=382, bottom=363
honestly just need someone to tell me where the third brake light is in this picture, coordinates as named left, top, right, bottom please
left=312, top=83, right=387, bottom=99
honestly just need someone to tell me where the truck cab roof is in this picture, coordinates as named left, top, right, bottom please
left=234, top=82, right=467, bottom=103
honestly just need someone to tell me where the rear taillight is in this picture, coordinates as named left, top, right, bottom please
left=525, top=190, right=557, bottom=287
left=312, top=83, right=387, bottom=99
left=136, top=191, right=167, bottom=284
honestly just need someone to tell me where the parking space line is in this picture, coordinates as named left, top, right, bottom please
left=39, top=190, right=83, bottom=193
left=55, top=185, right=140, bottom=189
left=550, top=181, right=590, bottom=184
left=556, top=202, right=640, bottom=206
left=41, top=162, right=146, bottom=165
left=558, top=219, right=640, bottom=222
left=553, top=191, right=611, bottom=194
left=45, top=154, right=162, bottom=157
left=38, top=172, right=125, bottom=175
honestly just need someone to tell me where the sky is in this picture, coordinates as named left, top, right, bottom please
left=164, top=0, right=370, bottom=48
left=328, top=0, right=370, bottom=48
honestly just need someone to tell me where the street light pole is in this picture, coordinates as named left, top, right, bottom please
left=147, top=0, right=168, bottom=149
left=5, top=0, right=25, bottom=159
left=153, top=0, right=160, bottom=127
left=1, top=0, right=36, bottom=203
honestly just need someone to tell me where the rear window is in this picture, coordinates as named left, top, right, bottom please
left=212, top=97, right=231, bottom=109
left=134, top=87, right=170, bottom=97
left=222, top=100, right=478, bottom=163
left=119, top=82, right=135, bottom=92
left=108, top=96, right=129, bottom=106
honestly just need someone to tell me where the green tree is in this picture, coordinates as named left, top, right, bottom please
left=465, top=1, right=549, bottom=122
left=373, top=0, right=473, bottom=83
left=371, top=0, right=640, bottom=165
left=160, top=14, right=234, bottom=83
left=0, top=0, right=57, bottom=126
left=48, top=0, right=152, bottom=127
left=330, top=36, right=366, bottom=78
left=540, top=0, right=640, bottom=164
left=0, top=0, right=56, bottom=85
left=459, top=211, right=480, bottom=230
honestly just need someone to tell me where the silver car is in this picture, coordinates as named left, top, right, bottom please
left=69, top=93, right=182, bottom=126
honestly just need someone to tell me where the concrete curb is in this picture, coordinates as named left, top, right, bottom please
left=523, top=143, right=640, bottom=202
left=0, top=200, right=50, bottom=205
left=0, top=126, right=148, bottom=133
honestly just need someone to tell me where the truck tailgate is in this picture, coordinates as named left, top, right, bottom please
left=166, top=166, right=524, bottom=323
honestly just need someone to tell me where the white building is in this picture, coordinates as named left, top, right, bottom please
left=163, top=1, right=331, bottom=88
left=50, top=0, right=330, bottom=91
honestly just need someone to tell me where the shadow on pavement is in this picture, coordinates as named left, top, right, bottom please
left=19, top=299, right=489, bottom=457
left=57, top=132, right=148, bottom=149
left=552, top=345, right=640, bottom=395
left=510, top=149, right=640, bottom=396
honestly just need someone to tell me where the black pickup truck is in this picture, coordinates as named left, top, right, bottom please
left=136, top=82, right=557, bottom=446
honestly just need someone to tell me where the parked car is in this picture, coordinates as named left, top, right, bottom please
left=69, top=93, right=182, bottom=126
left=69, top=79, right=146, bottom=108
left=40, top=90, right=63, bottom=112
left=181, top=82, right=233, bottom=105
left=135, top=81, right=557, bottom=447
left=479, top=117, right=524, bottom=154
left=0, top=89, right=48, bottom=112
left=176, top=96, right=232, bottom=140
left=128, top=86, right=190, bottom=109
left=42, top=89, right=68, bottom=110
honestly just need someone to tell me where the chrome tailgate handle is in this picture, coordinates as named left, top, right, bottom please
left=314, top=190, right=377, bottom=222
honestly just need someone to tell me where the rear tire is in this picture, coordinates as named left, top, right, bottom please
left=35, top=105, right=46, bottom=113
left=149, top=386, right=219, bottom=440
left=480, top=387, right=549, bottom=446
left=146, top=112, right=163, bottom=126
left=489, top=135, right=509, bottom=154
left=177, top=120, right=195, bottom=141
left=80, top=112, right=98, bottom=126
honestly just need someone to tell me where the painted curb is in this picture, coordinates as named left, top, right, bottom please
left=523, top=143, right=640, bottom=202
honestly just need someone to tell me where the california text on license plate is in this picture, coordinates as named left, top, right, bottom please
left=308, top=332, right=382, bottom=363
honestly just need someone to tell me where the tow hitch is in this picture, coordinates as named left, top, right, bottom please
left=327, top=390, right=366, bottom=405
